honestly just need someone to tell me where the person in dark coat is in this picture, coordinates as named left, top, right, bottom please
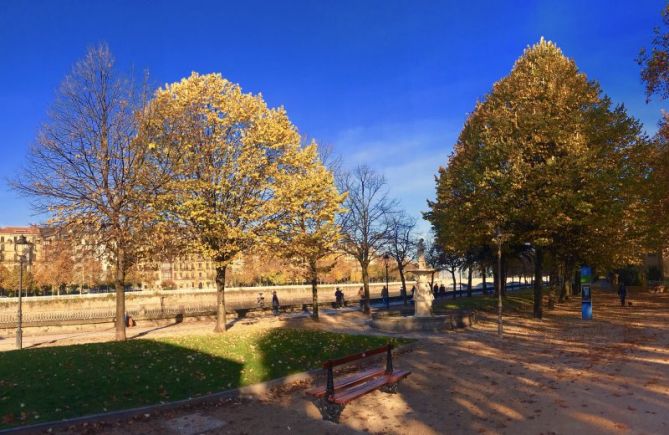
left=618, top=282, right=627, bottom=307
left=272, top=291, right=280, bottom=315
left=410, top=285, right=416, bottom=299
left=439, top=284, right=446, bottom=295
left=335, top=287, right=344, bottom=308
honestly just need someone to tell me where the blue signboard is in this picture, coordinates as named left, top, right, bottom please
left=580, top=265, right=592, bottom=320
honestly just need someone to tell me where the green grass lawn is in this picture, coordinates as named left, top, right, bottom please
left=436, top=288, right=535, bottom=312
left=0, top=328, right=410, bottom=428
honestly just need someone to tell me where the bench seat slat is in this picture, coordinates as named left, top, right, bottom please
left=331, top=369, right=412, bottom=405
left=305, top=367, right=386, bottom=398
left=386, top=369, right=411, bottom=384
left=332, top=376, right=390, bottom=404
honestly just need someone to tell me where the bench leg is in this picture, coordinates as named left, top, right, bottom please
left=314, top=398, right=345, bottom=423
left=380, top=382, right=399, bottom=394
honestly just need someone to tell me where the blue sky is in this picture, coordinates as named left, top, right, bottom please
left=0, top=0, right=666, bottom=235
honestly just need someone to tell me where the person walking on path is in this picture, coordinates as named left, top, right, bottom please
left=335, top=287, right=344, bottom=308
left=272, top=291, right=280, bottom=315
left=381, top=286, right=389, bottom=308
left=358, top=286, right=365, bottom=310
left=618, top=281, right=627, bottom=307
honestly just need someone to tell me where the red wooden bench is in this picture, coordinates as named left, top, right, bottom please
left=305, top=343, right=411, bottom=423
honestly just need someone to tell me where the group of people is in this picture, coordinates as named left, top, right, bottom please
left=432, top=283, right=447, bottom=296
left=257, top=291, right=281, bottom=315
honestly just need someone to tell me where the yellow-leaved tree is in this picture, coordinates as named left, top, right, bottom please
left=272, top=142, right=346, bottom=320
left=143, top=72, right=319, bottom=331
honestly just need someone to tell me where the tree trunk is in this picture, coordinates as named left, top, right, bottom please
left=214, top=265, right=227, bottom=332
left=467, top=266, right=473, bottom=297
left=482, top=266, right=487, bottom=295
left=501, top=256, right=507, bottom=297
left=451, top=270, right=457, bottom=299
left=493, top=262, right=499, bottom=297
left=114, top=249, right=126, bottom=341
left=399, top=265, right=407, bottom=306
left=559, top=260, right=574, bottom=302
left=310, top=261, right=319, bottom=321
left=361, top=263, right=370, bottom=314
left=533, top=247, right=543, bottom=319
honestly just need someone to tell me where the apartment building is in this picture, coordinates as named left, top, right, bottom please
left=0, top=226, right=50, bottom=269
left=139, top=255, right=244, bottom=290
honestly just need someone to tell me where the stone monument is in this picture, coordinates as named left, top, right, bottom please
left=408, top=239, right=435, bottom=317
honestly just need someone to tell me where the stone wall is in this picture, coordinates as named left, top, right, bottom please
left=0, top=281, right=411, bottom=328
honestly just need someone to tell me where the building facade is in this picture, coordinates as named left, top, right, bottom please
left=0, top=226, right=49, bottom=270
left=139, top=255, right=244, bottom=290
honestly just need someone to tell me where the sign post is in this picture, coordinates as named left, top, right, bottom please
left=581, top=265, right=592, bottom=320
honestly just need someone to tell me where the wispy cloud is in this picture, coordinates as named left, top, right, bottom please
left=330, top=118, right=462, bottom=233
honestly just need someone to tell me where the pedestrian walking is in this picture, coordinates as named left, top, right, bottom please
left=618, top=281, right=627, bottom=307
left=272, top=291, right=280, bottom=315
left=381, top=285, right=389, bottom=308
left=358, top=286, right=365, bottom=310
left=335, top=287, right=344, bottom=308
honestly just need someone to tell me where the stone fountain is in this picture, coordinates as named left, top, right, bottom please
left=408, top=242, right=436, bottom=317
left=369, top=240, right=476, bottom=333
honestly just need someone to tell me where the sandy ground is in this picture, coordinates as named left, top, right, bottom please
left=10, top=289, right=669, bottom=435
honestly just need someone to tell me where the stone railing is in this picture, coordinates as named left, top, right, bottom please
left=0, top=281, right=412, bottom=328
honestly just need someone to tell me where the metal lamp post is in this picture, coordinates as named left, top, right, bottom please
left=15, top=235, right=32, bottom=350
left=383, top=253, right=390, bottom=309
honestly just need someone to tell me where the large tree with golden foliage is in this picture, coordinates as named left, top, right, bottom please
left=272, top=142, right=345, bottom=320
left=428, top=39, right=654, bottom=318
left=143, top=72, right=327, bottom=331
left=639, top=4, right=669, bottom=256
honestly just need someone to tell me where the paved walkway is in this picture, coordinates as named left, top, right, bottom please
left=18, top=290, right=669, bottom=434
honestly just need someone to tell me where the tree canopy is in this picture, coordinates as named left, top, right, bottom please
left=143, top=72, right=334, bottom=331
left=428, top=39, right=655, bottom=316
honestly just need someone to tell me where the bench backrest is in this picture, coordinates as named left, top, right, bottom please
left=323, top=343, right=392, bottom=369
left=323, top=343, right=394, bottom=398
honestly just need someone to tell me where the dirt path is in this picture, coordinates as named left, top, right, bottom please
left=34, top=290, right=669, bottom=434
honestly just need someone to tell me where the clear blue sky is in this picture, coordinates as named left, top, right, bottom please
left=0, top=0, right=666, bottom=234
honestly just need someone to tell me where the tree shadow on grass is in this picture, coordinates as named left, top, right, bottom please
left=253, top=328, right=403, bottom=382
left=0, top=338, right=243, bottom=430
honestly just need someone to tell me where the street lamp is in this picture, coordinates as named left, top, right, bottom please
left=492, top=228, right=508, bottom=338
left=15, top=235, right=32, bottom=350
left=382, top=253, right=390, bottom=309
